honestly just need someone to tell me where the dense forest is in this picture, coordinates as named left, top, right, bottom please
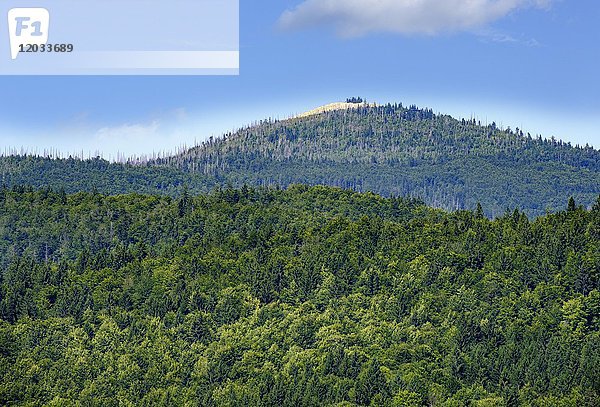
left=1, top=185, right=598, bottom=405
left=1, top=103, right=599, bottom=217
left=0, top=155, right=216, bottom=196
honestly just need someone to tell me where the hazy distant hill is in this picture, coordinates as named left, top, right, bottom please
left=1, top=102, right=599, bottom=216
left=0, top=155, right=216, bottom=196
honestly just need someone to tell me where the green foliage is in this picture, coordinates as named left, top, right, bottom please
left=158, top=104, right=600, bottom=217
left=0, top=185, right=598, bottom=405
left=2, top=104, right=598, bottom=216
left=0, top=155, right=215, bottom=196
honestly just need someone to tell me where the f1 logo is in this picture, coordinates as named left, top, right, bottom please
left=7, top=8, right=49, bottom=60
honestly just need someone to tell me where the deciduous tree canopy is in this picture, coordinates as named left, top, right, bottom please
left=0, top=185, right=598, bottom=405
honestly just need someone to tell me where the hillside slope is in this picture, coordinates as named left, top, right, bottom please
left=1, top=102, right=598, bottom=216
left=157, top=103, right=600, bottom=216
left=0, top=155, right=215, bottom=196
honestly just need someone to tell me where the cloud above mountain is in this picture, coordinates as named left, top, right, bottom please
left=278, top=0, right=552, bottom=37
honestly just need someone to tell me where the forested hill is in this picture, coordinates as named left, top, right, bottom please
left=2, top=103, right=599, bottom=216
left=0, top=155, right=216, bottom=196
left=0, top=185, right=599, bottom=405
left=156, top=103, right=600, bottom=217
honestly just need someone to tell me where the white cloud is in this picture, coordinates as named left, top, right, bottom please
left=48, top=108, right=194, bottom=158
left=92, top=120, right=198, bottom=158
left=95, top=121, right=161, bottom=143
left=477, top=29, right=541, bottom=46
left=278, top=0, right=552, bottom=37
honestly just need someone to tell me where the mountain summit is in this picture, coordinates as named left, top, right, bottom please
left=296, top=101, right=371, bottom=119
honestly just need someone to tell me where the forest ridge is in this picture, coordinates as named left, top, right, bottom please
left=1, top=102, right=599, bottom=217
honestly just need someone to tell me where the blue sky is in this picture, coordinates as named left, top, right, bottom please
left=1, top=0, right=599, bottom=157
